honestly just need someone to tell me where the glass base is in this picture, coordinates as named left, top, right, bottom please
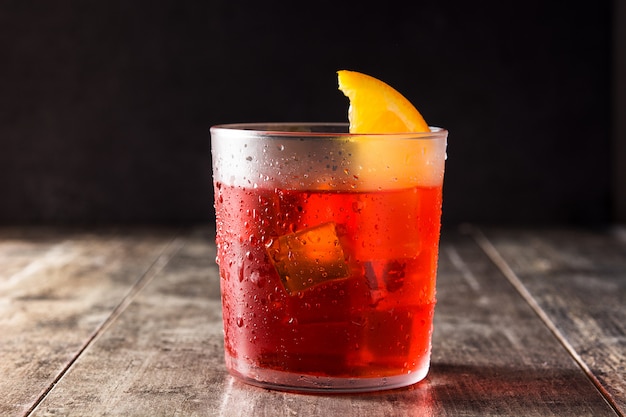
left=225, top=354, right=430, bottom=393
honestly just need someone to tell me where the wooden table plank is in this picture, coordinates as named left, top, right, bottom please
left=28, top=227, right=616, bottom=416
left=431, top=231, right=617, bottom=416
left=0, top=227, right=179, bottom=417
left=27, top=227, right=223, bottom=416
left=474, top=226, right=626, bottom=415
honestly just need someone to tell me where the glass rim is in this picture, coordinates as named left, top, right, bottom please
left=210, top=122, right=447, bottom=139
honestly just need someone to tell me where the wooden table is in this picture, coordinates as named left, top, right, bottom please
left=1, top=225, right=624, bottom=416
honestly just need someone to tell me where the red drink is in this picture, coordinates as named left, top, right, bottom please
left=211, top=123, right=447, bottom=391
left=214, top=183, right=442, bottom=382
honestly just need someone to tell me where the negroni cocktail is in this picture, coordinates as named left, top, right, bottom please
left=211, top=120, right=447, bottom=392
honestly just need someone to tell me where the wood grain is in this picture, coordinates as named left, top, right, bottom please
left=28, top=227, right=225, bottom=417
left=21, top=227, right=617, bottom=417
left=475, top=226, right=626, bottom=415
left=0, top=227, right=179, bottom=417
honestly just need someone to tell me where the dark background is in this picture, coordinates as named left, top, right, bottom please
left=0, top=0, right=618, bottom=226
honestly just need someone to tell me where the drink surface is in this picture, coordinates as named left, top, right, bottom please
left=214, top=182, right=442, bottom=378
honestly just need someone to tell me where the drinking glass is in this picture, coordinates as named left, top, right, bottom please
left=210, top=123, right=447, bottom=392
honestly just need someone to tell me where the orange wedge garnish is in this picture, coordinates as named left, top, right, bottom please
left=337, top=70, right=429, bottom=133
left=334, top=70, right=444, bottom=190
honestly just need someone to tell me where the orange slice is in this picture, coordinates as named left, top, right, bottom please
left=337, top=70, right=429, bottom=133
left=334, top=70, right=445, bottom=190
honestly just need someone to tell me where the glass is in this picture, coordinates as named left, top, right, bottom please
left=210, top=123, right=447, bottom=392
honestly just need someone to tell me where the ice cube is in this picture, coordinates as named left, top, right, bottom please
left=383, top=260, right=407, bottom=292
left=266, top=222, right=350, bottom=295
left=363, top=260, right=406, bottom=292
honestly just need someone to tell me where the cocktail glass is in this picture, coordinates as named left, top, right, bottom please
left=210, top=122, right=447, bottom=392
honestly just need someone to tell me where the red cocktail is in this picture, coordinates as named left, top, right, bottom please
left=211, top=123, right=447, bottom=392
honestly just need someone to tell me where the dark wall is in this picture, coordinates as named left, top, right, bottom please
left=0, top=1, right=613, bottom=225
